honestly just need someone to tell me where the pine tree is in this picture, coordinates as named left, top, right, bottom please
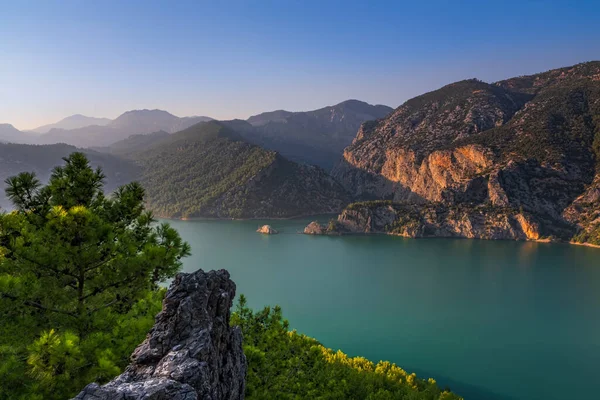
left=0, top=152, right=190, bottom=399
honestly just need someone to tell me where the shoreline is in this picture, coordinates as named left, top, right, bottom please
left=159, top=215, right=600, bottom=249
left=157, top=213, right=338, bottom=222
left=569, top=241, right=600, bottom=249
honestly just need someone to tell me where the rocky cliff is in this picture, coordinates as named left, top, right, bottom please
left=332, top=62, right=600, bottom=243
left=73, top=269, right=246, bottom=400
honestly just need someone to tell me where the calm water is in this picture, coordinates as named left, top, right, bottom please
left=165, top=217, right=600, bottom=400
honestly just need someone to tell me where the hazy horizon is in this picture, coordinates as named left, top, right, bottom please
left=2, top=0, right=599, bottom=130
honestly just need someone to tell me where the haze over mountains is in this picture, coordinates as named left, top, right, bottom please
left=0, top=124, right=36, bottom=144
left=29, top=114, right=111, bottom=134
left=244, top=100, right=393, bottom=169
left=1, top=100, right=392, bottom=169
left=2, top=62, right=600, bottom=246
left=35, top=110, right=213, bottom=147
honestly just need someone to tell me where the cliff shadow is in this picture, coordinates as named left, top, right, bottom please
left=330, top=158, right=427, bottom=204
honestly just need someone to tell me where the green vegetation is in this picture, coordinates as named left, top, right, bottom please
left=572, top=227, right=600, bottom=245
left=0, top=152, right=459, bottom=400
left=454, top=79, right=600, bottom=168
left=134, top=121, right=277, bottom=218
left=0, top=143, right=140, bottom=210
left=232, top=295, right=462, bottom=400
left=0, top=153, right=189, bottom=399
left=132, top=121, right=348, bottom=219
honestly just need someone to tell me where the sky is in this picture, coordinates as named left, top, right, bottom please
left=1, top=0, right=599, bottom=130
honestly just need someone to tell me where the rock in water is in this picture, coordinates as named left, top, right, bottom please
left=72, top=269, right=246, bottom=400
left=303, top=221, right=326, bottom=235
left=256, top=224, right=278, bottom=234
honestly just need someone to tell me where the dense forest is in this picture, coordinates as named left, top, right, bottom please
left=129, top=121, right=349, bottom=218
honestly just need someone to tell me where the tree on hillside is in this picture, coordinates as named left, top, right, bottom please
left=0, top=152, right=190, bottom=399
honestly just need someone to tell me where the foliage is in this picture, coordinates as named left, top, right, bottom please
left=232, top=295, right=463, bottom=400
left=0, top=142, right=140, bottom=211
left=132, top=121, right=349, bottom=219
left=0, top=152, right=188, bottom=399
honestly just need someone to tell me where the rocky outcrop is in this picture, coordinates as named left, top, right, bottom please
left=303, top=221, right=327, bottom=235
left=333, top=202, right=549, bottom=241
left=332, top=62, right=600, bottom=244
left=256, top=225, right=278, bottom=234
left=563, top=173, right=600, bottom=244
left=73, top=269, right=246, bottom=400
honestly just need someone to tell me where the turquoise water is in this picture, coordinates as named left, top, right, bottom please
left=166, top=217, right=600, bottom=400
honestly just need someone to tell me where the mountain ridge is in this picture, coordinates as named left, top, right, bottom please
left=37, top=109, right=213, bottom=147
left=30, top=114, right=111, bottom=134
left=128, top=120, right=350, bottom=218
left=242, top=99, right=393, bottom=170
left=330, top=61, right=600, bottom=245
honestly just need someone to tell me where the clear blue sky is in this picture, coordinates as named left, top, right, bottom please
left=1, top=0, right=599, bottom=130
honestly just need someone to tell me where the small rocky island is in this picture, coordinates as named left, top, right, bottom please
left=303, top=220, right=340, bottom=235
left=257, top=224, right=278, bottom=234
left=303, top=221, right=326, bottom=235
left=73, top=269, right=246, bottom=400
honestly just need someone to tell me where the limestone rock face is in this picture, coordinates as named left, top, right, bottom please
left=334, top=203, right=546, bottom=241
left=332, top=62, right=600, bottom=243
left=73, top=269, right=246, bottom=400
left=256, top=225, right=278, bottom=234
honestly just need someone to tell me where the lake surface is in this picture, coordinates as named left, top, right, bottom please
left=166, top=217, right=600, bottom=400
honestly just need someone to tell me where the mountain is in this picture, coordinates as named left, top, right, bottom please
left=330, top=62, right=600, bottom=245
left=127, top=121, right=349, bottom=219
left=0, top=124, right=36, bottom=144
left=109, top=109, right=212, bottom=134
left=92, top=130, right=170, bottom=157
left=0, top=143, right=140, bottom=210
left=247, top=110, right=293, bottom=126
left=37, top=110, right=212, bottom=147
left=30, top=114, right=111, bottom=134
left=242, top=100, right=393, bottom=170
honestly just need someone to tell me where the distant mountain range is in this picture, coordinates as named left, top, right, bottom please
left=35, top=110, right=213, bottom=147
left=3, top=63, right=600, bottom=248
left=0, top=121, right=350, bottom=218
left=29, top=114, right=111, bottom=134
left=113, top=120, right=349, bottom=218
left=243, top=100, right=393, bottom=170
left=1, top=100, right=391, bottom=169
left=0, top=124, right=36, bottom=144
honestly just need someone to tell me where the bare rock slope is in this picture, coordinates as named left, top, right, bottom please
left=332, top=62, right=600, bottom=243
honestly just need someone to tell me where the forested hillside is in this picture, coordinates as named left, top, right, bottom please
left=129, top=121, right=349, bottom=218
left=0, top=143, right=139, bottom=210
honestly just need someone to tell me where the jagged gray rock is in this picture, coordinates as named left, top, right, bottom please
left=73, top=269, right=246, bottom=400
